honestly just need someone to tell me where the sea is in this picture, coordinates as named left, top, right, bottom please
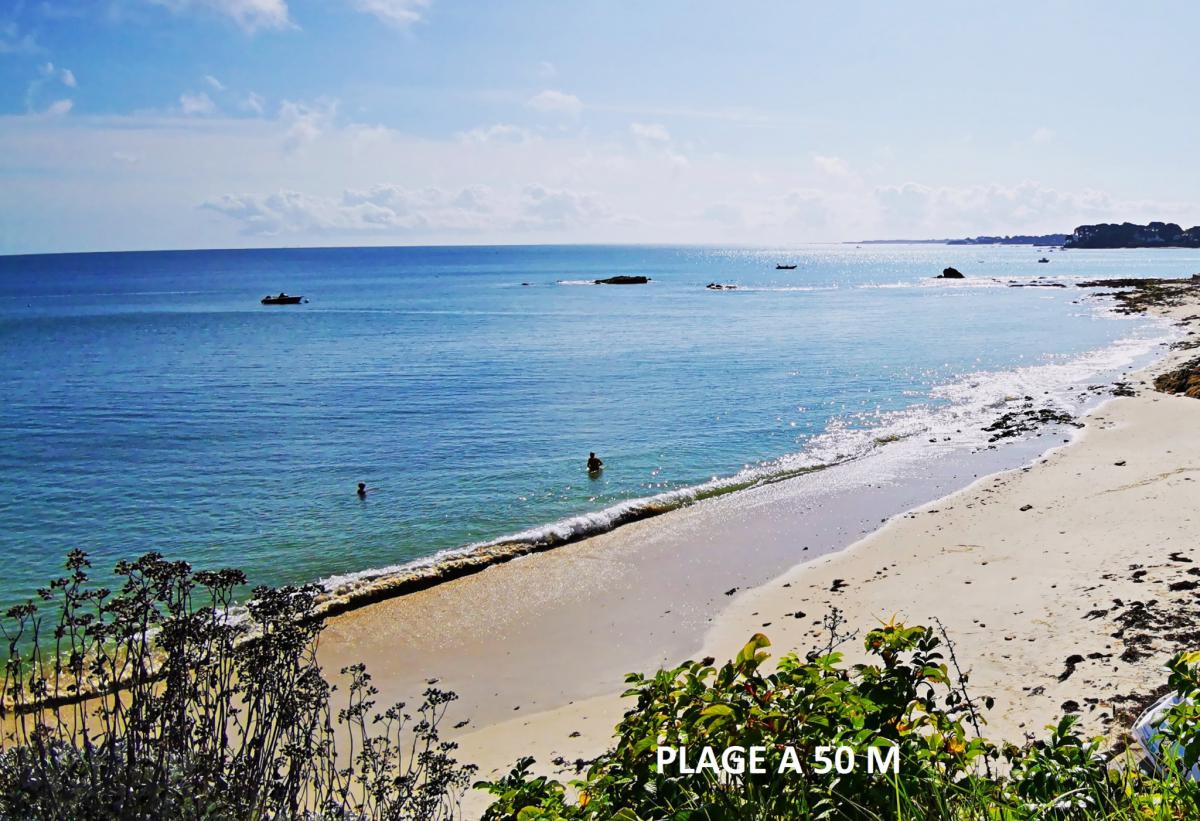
left=0, top=243, right=1193, bottom=611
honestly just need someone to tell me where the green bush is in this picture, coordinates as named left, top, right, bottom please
left=478, top=619, right=1200, bottom=820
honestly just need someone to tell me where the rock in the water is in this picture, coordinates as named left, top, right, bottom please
left=1008, top=279, right=1066, bottom=288
left=937, top=267, right=965, bottom=279
left=595, top=275, right=650, bottom=285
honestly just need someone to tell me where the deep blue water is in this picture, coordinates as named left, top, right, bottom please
left=0, top=244, right=1191, bottom=607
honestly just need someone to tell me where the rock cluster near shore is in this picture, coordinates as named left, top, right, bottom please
left=981, top=404, right=1083, bottom=443
left=1077, top=277, right=1200, bottom=403
left=1153, top=356, right=1200, bottom=399
left=1077, top=276, right=1200, bottom=314
left=1007, top=278, right=1066, bottom=288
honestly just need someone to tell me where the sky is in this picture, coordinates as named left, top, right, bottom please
left=1, top=0, right=1198, bottom=254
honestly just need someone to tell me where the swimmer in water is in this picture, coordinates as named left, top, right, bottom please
left=357, top=482, right=368, bottom=498
left=587, top=452, right=603, bottom=473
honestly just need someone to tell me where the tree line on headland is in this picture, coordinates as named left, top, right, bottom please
left=1064, top=221, right=1200, bottom=249
left=952, top=222, right=1200, bottom=248
left=862, top=222, right=1200, bottom=248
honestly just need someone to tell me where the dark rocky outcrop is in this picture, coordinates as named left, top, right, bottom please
left=1065, top=222, right=1200, bottom=249
left=1154, top=357, right=1200, bottom=399
left=936, top=267, right=965, bottom=279
left=595, top=275, right=650, bottom=285
left=1008, top=279, right=1066, bottom=288
left=1076, top=277, right=1200, bottom=314
left=982, top=405, right=1082, bottom=442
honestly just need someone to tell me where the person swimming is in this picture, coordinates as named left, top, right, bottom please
left=357, top=482, right=367, bottom=498
left=587, top=452, right=603, bottom=473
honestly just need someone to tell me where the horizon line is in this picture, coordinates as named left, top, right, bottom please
left=0, top=236, right=1074, bottom=260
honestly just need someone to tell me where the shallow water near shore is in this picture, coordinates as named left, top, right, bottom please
left=0, top=244, right=1190, bottom=609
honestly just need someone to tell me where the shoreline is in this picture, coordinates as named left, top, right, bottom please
left=317, top=279, right=1200, bottom=817
left=309, top=282, right=1169, bottom=624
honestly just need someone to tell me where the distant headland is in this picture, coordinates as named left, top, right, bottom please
left=855, top=222, right=1200, bottom=249
left=854, top=234, right=1067, bottom=246
left=1063, top=221, right=1200, bottom=249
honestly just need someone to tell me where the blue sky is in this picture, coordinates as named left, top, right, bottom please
left=1, top=0, right=1198, bottom=253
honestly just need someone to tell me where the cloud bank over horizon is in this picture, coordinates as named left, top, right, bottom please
left=0, top=1, right=1197, bottom=253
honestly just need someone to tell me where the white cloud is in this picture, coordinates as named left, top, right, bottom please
left=630, top=122, right=670, bottom=143
left=39, top=63, right=76, bottom=87
left=44, top=99, right=74, bottom=117
left=349, top=0, right=430, bottom=27
left=4, top=106, right=1193, bottom=253
left=241, top=91, right=265, bottom=114
left=698, top=189, right=833, bottom=234
left=526, top=89, right=582, bottom=117
left=0, top=21, right=39, bottom=54
left=457, top=123, right=534, bottom=144
left=700, top=202, right=744, bottom=227
left=179, top=91, right=216, bottom=115
left=1030, top=127, right=1056, bottom=144
left=517, top=184, right=611, bottom=229
left=279, top=98, right=337, bottom=151
left=812, top=154, right=850, bottom=176
left=202, top=182, right=614, bottom=236
left=204, top=74, right=225, bottom=91
left=870, top=181, right=1143, bottom=235
left=149, top=0, right=292, bottom=32
left=26, top=63, right=77, bottom=114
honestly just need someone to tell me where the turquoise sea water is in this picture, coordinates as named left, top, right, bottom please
left=0, top=244, right=1192, bottom=609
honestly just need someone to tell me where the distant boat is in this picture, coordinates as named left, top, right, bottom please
left=1037, top=258, right=1050, bottom=263
left=261, top=293, right=304, bottom=305
left=776, top=264, right=797, bottom=270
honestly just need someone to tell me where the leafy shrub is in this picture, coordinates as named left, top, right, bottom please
left=478, top=619, right=1200, bottom=820
left=0, top=550, right=476, bottom=820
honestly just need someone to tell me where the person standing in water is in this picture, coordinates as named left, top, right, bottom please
left=587, top=452, right=603, bottom=473
left=357, top=482, right=368, bottom=499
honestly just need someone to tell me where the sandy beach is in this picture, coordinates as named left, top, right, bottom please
left=317, top=281, right=1200, bottom=818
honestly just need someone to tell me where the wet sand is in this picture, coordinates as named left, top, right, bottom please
left=318, top=435, right=1062, bottom=726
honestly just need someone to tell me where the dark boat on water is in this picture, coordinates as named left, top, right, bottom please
left=261, top=293, right=304, bottom=305
left=776, top=264, right=797, bottom=270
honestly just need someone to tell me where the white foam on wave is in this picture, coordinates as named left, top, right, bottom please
left=734, top=285, right=840, bottom=293
left=859, top=274, right=1088, bottom=291
left=318, top=307, right=1177, bottom=595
